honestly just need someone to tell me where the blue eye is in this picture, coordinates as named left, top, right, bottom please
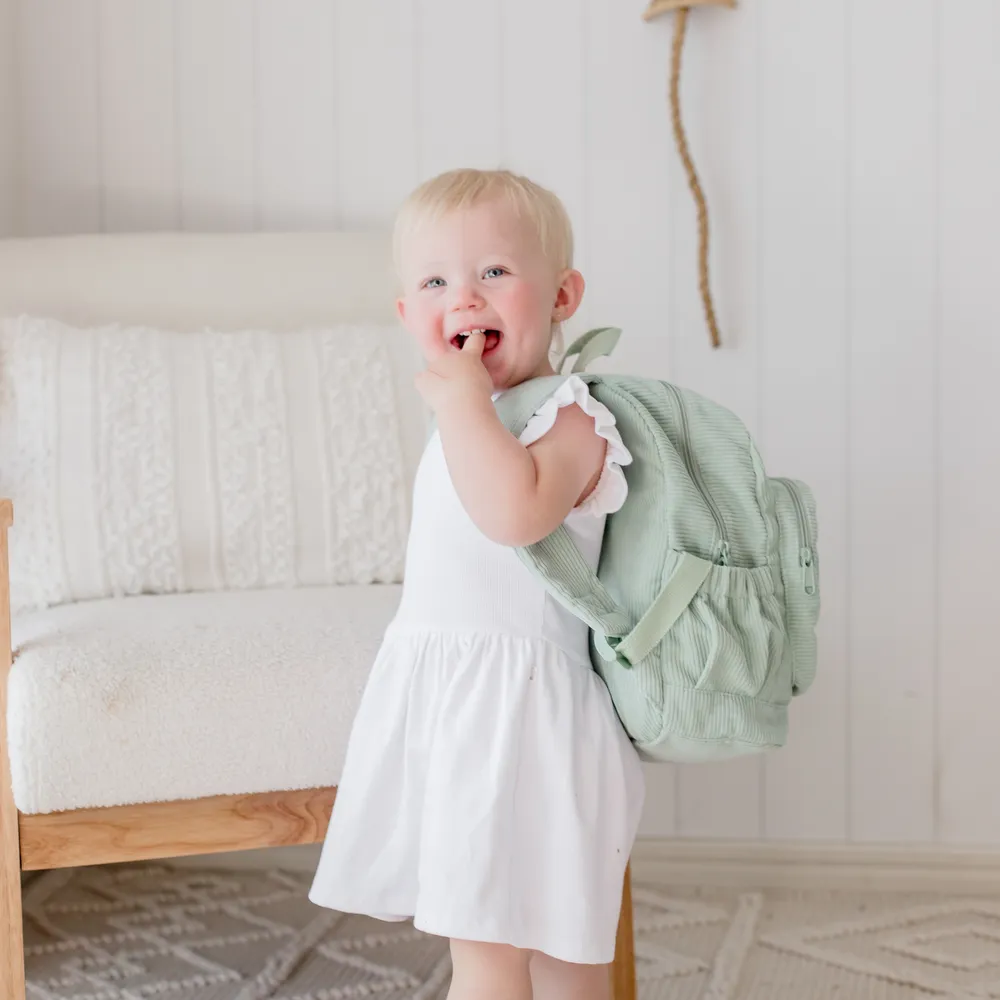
left=483, top=267, right=506, bottom=279
left=422, top=277, right=445, bottom=289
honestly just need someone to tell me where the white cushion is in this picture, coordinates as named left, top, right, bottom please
left=0, top=315, right=426, bottom=612
left=8, top=585, right=401, bottom=815
left=0, top=232, right=427, bottom=495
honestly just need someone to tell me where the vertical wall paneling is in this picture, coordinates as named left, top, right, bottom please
left=99, top=0, right=178, bottom=232
left=500, top=0, right=587, bottom=286
left=0, top=0, right=14, bottom=236
left=175, top=0, right=255, bottom=230
left=758, top=0, right=849, bottom=840
left=938, top=0, right=1000, bottom=845
left=256, top=0, right=337, bottom=231
left=413, top=0, right=502, bottom=180
left=581, top=2, right=677, bottom=377
left=17, top=0, right=102, bottom=234
left=335, top=0, right=418, bottom=228
left=848, top=0, right=937, bottom=843
left=671, top=5, right=763, bottom=840
left=6, top=0, right=1000, bottom=845
left=584, top=0, right=681, bottom=836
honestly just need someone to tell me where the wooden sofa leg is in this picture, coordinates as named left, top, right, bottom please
left=0, top=811, right=24, bottom=1000
left=610, top=862, right=636, bottom=1000
left=1, top=500, right=25, bottom=1000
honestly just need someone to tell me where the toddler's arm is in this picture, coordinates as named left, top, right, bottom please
left=436, top=388, right=605, bottom=549
left=415, top=331, right=605, bottom=546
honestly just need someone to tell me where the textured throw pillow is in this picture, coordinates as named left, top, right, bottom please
left=0, top=315, right=412, bottom=613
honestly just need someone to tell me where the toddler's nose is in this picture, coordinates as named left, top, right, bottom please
left=448, top=284, right=486, bottom=311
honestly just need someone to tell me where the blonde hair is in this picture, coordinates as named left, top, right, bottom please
left=392, top=168, right=575, bottom=280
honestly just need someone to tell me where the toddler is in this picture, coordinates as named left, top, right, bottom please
left=309, top=168, right=645, bottom=1000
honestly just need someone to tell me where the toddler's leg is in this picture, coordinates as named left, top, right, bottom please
left=448, top=939, right=533, bottom=1000
left=529, top=952, right=610, bottom=1000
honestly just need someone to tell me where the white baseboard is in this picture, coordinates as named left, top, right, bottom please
left=631, top=838, right=1000, bottom=893
left=170, top=839, right=1000, bottom=894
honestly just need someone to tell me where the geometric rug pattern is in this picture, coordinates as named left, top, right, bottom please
left=21, top=863, right=1000, bottom=999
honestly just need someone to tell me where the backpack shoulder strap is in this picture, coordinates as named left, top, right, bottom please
left=493, top=373, right=635, bottom=645
left=515, top=526, right=633, bottom=644
left=493, top=375, right=574, bottom=439
left=492, top=324, right=621, bottom=436
left=557, top=326, right=622, bottom=374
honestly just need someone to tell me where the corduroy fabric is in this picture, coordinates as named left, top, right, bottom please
left=495, top=374, right=820, bottom=763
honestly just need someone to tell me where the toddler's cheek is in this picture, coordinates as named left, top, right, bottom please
left=409, top=325, right=444, bottom=361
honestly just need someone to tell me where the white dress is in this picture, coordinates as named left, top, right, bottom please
left=308, top=376, right=646, bottom=966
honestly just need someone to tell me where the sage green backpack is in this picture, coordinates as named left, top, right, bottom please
left=494, top=328, right=820, bottom=764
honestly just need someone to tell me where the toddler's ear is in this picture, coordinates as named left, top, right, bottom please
left=552, top=269, right=586, bottom=324
left=396, top=298, right=407, bottom=324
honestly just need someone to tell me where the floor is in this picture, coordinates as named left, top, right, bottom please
left=21, top=862, right=1000, bottom=999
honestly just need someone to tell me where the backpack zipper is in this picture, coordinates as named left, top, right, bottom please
left=665, top=384, right=730, bottom=565
left=774, top=478, right=816, bottom=595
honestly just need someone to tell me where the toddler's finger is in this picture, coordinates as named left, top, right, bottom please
left=461, top=331, right=486, bottom=357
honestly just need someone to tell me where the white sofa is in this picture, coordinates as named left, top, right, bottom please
left=0, top=232, right=428, bottom=817
left=0, top=232, right=637, bottom=1000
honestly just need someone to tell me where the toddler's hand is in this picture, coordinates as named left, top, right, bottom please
left=415, top=332, right=494, bottom=415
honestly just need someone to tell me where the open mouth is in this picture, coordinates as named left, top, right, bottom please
left=452, top=328, right=502, bottom=354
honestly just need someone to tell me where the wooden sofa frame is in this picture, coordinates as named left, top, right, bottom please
left=0, top=499, right=636, bottom=1000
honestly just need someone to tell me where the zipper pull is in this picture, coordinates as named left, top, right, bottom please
left=716, top=540, right=731, bottom=566
left=800, top=547, right=816, bottom=595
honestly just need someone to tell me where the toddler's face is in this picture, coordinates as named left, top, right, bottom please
left=396, top=199, right=582, bottom=390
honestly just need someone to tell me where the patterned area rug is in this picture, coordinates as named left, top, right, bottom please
left=21, top=863, right=1000, bottom=999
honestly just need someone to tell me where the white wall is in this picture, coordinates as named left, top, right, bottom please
left=4, top=0, right=1000, bottom=846
left=0, top=0, right=14, bottom=235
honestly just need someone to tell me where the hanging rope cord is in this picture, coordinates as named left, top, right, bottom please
left=669, top=9, right=722, bottom=349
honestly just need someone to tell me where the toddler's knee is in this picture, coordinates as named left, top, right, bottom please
left=450, top=938, right=532, bottom=976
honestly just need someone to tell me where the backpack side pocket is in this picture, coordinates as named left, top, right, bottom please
left=636, top=549, right=788, bottom=761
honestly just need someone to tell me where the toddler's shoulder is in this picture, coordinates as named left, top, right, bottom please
left=519, top=375, right=633, bottom=516
left=519, top=377, right=628, bottom=457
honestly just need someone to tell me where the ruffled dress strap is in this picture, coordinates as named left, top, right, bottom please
left=518, top=375, right=632, bottom=517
